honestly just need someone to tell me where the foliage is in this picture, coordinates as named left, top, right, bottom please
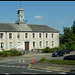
left=39, top=58, right=49, bottom=62
left=61, top=23, right=75, bottom=51
left=68, top=44, right=75, bottom=51
left=38, top=58, right=75, bottom=65
left=38, top=46, right=62, bottom=53
left=0, top=48, right=22, bottom=57
left=10, top=48, right=22, bottom=56
left=1, top=51, right=10, bottom=57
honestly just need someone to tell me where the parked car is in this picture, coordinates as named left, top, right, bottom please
left=52, top=50, right=64, bottom=57
left=63, top=55, right=75, bottom=60
left=60, top=49, right=71, bottom=54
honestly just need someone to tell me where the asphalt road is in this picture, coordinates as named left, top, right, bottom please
left=0, top=63, right=67, bottom=74
left=0, top=52, right=74, bottom=74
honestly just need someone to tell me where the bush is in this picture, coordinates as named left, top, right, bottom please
left=1, top=51, right=10, bottom=57
left=69, top=44, right=75, bottom=51
left=39, top=58, right=49, bottom=62
left=10, top=48, right=22, bottom=56
left=38, top=46, right=62, bottom=53
left=38, top=58, right=75, bottom=65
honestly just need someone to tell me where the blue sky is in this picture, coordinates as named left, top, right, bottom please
left=0, top=1, right=75, bottom=34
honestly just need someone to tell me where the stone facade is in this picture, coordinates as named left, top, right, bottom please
left=0, top=32, right=59, bottom=51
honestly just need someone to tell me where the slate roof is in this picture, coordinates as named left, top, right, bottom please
left=0, top=23, right=59, bottom=33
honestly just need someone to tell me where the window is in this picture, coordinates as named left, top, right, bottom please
left=9, top=42, right=12, bottom=49
left=52, top=33, right=53, bottom=38
left=46, top=41, right=48, bottom=47
left=39, top=33, right=41, bottom=38
left=33, top=41, right=35, bottom=48
left=39, top=41, right=42, bottom=48
left=17, top=33, right=20, bottom=39
left=1, top=42, right=4, bottom=49
left=25, top=33, right=28, bottom=38
left=17, top=42, right=20, bottom=48
left=0, top=33, right=3, bottom=39
left=46, top=33, right=48, bottom=38
left=33, top=33, right=35, bottom=38
left=9, top=33, right=12, bottom=39
left=52, top=41, right=54, bottom=47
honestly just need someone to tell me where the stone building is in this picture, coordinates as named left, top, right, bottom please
left=0, top=8, right=59, bottom=52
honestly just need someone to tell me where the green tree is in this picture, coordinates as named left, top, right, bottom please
left=61, top=22, right=75, bottom=50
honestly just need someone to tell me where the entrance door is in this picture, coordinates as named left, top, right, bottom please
left=25, top=42, right=29, bottom=50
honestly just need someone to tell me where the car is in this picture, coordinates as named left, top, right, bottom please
left=60, top=49, right=71, bottom=54
left=52, top=50, right=64, bottom=57
left=63, top=55, right=75, bottom=60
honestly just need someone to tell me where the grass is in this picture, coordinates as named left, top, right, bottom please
left=38, top=58, right=75, bottom=65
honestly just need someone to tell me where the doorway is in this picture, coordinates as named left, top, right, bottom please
left=25, top=42, right=29, bottom=50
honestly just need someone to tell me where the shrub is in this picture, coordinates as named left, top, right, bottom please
left=1, top=51, right=10, bottom=57
left=39, top=58, right=49, bottom=62
left=10, top=48, right=22, bottom=56
left=69, top=44, right=75, bottom=51
left=38, top=58, right=75, bottom=65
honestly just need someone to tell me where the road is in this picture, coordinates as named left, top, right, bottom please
left=0, top=63, right=67, bottom=74
left=0, top=52, right=74, bottom=74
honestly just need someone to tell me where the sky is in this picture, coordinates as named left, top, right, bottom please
left=0, top=1, right=75, bottom=34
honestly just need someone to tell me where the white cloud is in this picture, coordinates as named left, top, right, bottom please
left=34, top=15, right=42, bottom=19
left=62, top=22, right=66, bottom=25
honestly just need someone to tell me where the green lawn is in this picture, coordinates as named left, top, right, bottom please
left=37, top=58, right=75, bottom=65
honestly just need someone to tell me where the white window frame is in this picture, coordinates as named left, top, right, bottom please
left=25, top=33, right=28, bottom=38
left=33, top=33, right=35, bottom=38
left=9, top=33, right=12, bottom=39
left=0, top=33, right=3, bottom=39
left=39, top=33, right=41, bottom=38
left=46, top=41, right=48, bottom=47
left=1, top=42, right=4, bottom=49
left=39, top=41, right=42, bottom=48
left=17, top=33, right=20, bottom=39
left=9, top=42, right=12, bottom=49
left=17, top=42, right=21, bottom=49
left=33, top=41, right=35, bottom=48
left=52, top=33, right=54, bottom=38
left=52, top=41, right=54, bottom=47
left=46, top=33, right=48, bottom=38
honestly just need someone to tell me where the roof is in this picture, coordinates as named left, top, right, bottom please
left=0, top=23, right=59, bottom=33
left=18, top=8, right=24, bottom=11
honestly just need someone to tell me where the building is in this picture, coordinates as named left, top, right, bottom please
left=0, top=8, right=59, bottom=52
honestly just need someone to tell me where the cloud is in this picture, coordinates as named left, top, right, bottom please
left=34, top=15, right=42, bottom=19
left=62, top=22, right=66, bottom=25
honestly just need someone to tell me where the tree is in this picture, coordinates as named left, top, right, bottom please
left=61, top=22, right=75, bottom=50
left=71, top=24, right=75, bottom=37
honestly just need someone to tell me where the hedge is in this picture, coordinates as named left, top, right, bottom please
left=38, top=58, right=75, bottom=65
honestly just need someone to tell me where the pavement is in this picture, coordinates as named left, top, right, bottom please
left=0, top=51, right=75, bottom=74
left=29, top=62, right=75, bottom=73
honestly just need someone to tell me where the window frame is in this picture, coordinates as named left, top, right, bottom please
left=17, top=33, right=20, bottom=39
left=9, top=33, right=12, bottom=39
left=33, top=33, right=35, bottom=38
left=0, top=33, right=3, bottom=39
left=39, top=33, right=41, bottom=38
left=39, top=41, right=42, bottom=48
left=46, top=41, right=48, bottom=47
left=33, top=41, right=35, bottom=48
left=52, top=33, right=53, bottom=38
left=46, top=33, right=48, bottom=38
left=9, top=42, right=12, bottom=49
left=25, top=33, right=28, bottom=38
left=1, top=42, right=4, bottom=49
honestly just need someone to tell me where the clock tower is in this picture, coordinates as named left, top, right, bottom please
left=17, top=8, right=25, bottom=24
